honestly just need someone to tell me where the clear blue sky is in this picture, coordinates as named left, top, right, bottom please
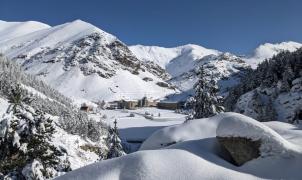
left=1, top=0, right=302, bottom=54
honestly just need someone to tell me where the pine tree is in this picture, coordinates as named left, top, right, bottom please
left=280, top=65, right=295, bottom=92
left=0, top=84, right=60, bottom=179
left=193, top=66, right=224, bottom=119
left=105, top=119, right=125, bottom=159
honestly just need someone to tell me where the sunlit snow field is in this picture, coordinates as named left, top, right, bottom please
left=91, top=108, right=186, bottom=143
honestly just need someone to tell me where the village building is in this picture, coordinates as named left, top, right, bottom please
left=80, top=103, right=93, bottom=112
left=119, top=100, right=138, bottom=110
left=138, top=96, right=158, bottom=107
left=105, top=97, right=171, bottom=110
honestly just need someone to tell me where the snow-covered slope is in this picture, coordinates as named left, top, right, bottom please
left=131, top=45, right=251, bottom=99
left=56, top=148, right=258, bottom=180
left=245, top=41, right=302, bottom=68
left=129, top=45, right=181, bottom=69
left=130, top=44, right=220, bottom=77
left=2, top=19, right=301, bottom=103
left=0, top=20, right=50, bottom=43
left=57, top=113, right=302, bottom=180
left=169, top=53, right=250, bottom=97
left=0, top=20, right=175, bottom=102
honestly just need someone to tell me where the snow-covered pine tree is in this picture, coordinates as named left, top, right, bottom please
left=280, top=65, right=295, bottom=92
left=193, top=66, right=224, bottom=119
left=0, top=83, right=62, bottom=179
left=104, top=119, right=125, bottom=159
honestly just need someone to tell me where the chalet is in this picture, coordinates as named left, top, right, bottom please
left=106, top=97, right=160, bottom=110
left=119, top=100, right=138, bottom=110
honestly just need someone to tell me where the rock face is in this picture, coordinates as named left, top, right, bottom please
left=217, top=136, right=261, bottom=166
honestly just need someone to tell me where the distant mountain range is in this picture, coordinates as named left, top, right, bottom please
left=0, top=19, right=301, bottom=103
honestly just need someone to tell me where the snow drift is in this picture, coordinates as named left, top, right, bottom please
left=57, top=113, right=302, bottom=179
left=217, top=112, right=301, bottom=157
left=56, top=148, right=258, bottom=180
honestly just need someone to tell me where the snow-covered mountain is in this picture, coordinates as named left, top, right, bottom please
left=244, top=41, right=302, bottom=68
left=0, top=55, right=119, bottom=179
left=169, top=53, right=250, bottom=97
left=130, top=41, right=302, bottom=99
left=130, top=44, right=220, bottom=77
left=1, top=19, right=302, bottom=103
left=0, top=20, right=175, bottom=102
left=130, top=44, right=250, bottom=99
left=0, top=20, right=50, bottom=42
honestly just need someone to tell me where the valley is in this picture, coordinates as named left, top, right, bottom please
left=0, top=18, right=301, bottom=180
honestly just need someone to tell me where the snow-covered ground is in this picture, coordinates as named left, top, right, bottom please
left=57, top=112, right=302, bottom=180
left=91, top=108, right=186, bottom=143
left=0, top=97, right=9, bottom=115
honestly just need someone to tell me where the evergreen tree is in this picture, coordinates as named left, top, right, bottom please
left=224, top=48, right=302, bottom=123
left=0, top=84, right=61, bottom=179
left=105, top=119, right=125, bottom=159
left=193, top=66, right=224, bottom=119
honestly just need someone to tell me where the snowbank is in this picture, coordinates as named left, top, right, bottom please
left=216, top=113, right=301, bottom=157
left=55, top=149, right=258, bottom=180
left=55, top=113, right=302, bottom=180
left=140, top=113, right=225, bottom=150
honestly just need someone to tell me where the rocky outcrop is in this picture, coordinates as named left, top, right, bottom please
left=217, top=136, right=261, bottom=166
left=216, top=113, right=299, bottom=166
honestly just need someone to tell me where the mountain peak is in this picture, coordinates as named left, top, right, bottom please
left=244, top=41, right=302, bottom=68
left=0, top=20, right=50, bottom=42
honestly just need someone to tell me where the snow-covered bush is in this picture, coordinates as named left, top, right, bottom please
left=0, top=85, right=65, bottom=179
left=58, top=110, right=107, bottom=142
left=0, top=55, right=109, bottom=142
left=0, top=55, right=118, bottom=179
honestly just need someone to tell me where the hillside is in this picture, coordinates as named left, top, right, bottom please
left=0, top=55, right=123, bottom=179
left=0, top=20, right=175, bottom=103
left=225, top=48, right=302, bottom=122
left=1, top=20, right=301, bottom=104
left=130, top=45, right=251, bottom=99
left=130, top=44, right=220, bottom=77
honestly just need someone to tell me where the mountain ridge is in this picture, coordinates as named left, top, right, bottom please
left=0, top=19, right=175, bottom=103
left=1, top=19, right=301, bottom=103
